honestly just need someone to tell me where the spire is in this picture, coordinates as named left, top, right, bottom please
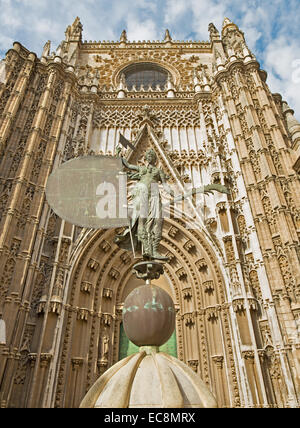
left=282, top=101, right=300, bottom=146
left=65, top=17, right=83, bottom=42
left=208, top=23, right=220, bottom=41
left=120, top=29, right=127, bottom=43
left=41, top=40, right=51, bottom=58
left=164, top=29, right=172, bottom=42
left=0, top=59, right=7, bottom=85
left=53, top=42, right=63, bottom=63
left=222, top=17, right=239, bottom=35
left=223, top=17, right=233, bottom=27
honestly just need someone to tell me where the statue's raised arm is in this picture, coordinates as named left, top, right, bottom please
left=202, top=183, right=230, bottom=195
left=166, top=183, right=230, bottom=205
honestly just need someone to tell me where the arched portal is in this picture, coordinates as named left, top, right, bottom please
left=55, top=217, right=238, bottom=408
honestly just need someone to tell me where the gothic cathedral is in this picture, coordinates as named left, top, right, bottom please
left=0, top=17, right=300, bottom=408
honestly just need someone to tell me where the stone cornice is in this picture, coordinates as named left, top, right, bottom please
left=80, top=40, right=212, bottom=52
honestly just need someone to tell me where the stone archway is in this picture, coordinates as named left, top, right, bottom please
left=54, top=216, right=239, bottom=408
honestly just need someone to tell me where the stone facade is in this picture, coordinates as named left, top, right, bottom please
left=0, top=17, right=300, bottom=408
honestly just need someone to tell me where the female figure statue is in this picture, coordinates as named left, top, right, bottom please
left=115, top=146, right=229, bottom=260
left=115, top=147, right=171, bottom=260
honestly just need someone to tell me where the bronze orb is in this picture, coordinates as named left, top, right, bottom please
left=123, top=284, right=175, bottom=347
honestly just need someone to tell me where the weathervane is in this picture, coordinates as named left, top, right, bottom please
left=46, top=131, right=229, bottom=281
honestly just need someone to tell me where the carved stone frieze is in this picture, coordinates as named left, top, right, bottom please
left=92, top=104, right=201, bottom=129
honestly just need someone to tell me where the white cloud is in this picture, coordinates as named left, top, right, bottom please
left=0, top=33, right=14, bottom=52
left=126, top=14, right=159, bottom=41
left=264, top=37, right=300, bottom=119
left=164, top=0, right=187, bottom=27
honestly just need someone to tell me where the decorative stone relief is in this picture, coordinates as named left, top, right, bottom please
left=183, top=239, right=195, bottom=253
left=187, top=360, right=199, bottom=372
left=103, top=288, right=113, bottom=299
left=195, top=259, right=208, bottom=271
left=77, top=308, right=89, bottom=321
left=109, top=268, right=120, bottom=280
left=99, top=240, right=111, bottom=253
left=71, top=358, right=84, bottom=371
left=92, top=105, right=201, bottom=129
left=203, top=280, right=214, bottom=293
left=80, top=281, right=92, bottom=293
left=168, top=226, right=179, bottom=238
left=206, top=306, right=219, bottom=321
left=182, top=287, right=192, bottom=301
left=183, top=312, right=196, bottom=327
left=176, top=267, right=187, bottom=280
left=87, top=258, right=99, bottom=271
left=101, top=313, right=112, bottom=326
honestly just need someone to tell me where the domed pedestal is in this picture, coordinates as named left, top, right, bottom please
left=80, top=347, right=217, bottom=408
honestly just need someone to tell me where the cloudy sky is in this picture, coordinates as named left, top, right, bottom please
left=0, top=0, right=299, bottom=117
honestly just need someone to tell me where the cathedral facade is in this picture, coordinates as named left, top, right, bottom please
left=0, top=17, right=300, bottom=408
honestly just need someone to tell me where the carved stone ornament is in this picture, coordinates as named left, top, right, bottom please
left=133, top=261, right=164, bottom=281
left=183, top=287, right=192, bottom=300
left=103, top=288, right=113, bottom=299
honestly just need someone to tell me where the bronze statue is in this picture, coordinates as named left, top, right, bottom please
left=115, top=146, right=229, bottom=261
left=115, top=147, right=170, bottom=260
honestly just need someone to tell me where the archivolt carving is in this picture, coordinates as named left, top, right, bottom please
left=52, top=210, right=242, bottom=408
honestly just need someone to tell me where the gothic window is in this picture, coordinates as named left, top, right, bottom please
left=122, top=63, right=168, bottom=90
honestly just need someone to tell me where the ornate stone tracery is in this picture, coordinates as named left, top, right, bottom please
left=0, top=17, right=299, bottom=409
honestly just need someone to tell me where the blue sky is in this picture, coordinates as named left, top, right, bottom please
left=0, top=0, right=299, bottom=116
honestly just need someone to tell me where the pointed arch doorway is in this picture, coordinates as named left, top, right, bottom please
left=55, top=214, right=239, bottom=408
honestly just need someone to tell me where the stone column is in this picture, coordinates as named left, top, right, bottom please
left=212, top=355, right=225, bottom=407
left=0, top=45, right=36, bottom=155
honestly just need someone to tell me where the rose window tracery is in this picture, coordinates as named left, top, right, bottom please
left=121, top=63, right=168, bottom=91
